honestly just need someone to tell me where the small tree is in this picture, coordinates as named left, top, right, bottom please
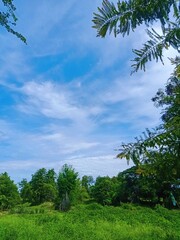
left=57, top=164, right=80, bottom=208
left=92, top=176, right=117, bottom=205
left=0, top=172, right=20, bottom=210
left=81, top=175, right=94, bottom=194
left=19, top=178, right=33, bottom=204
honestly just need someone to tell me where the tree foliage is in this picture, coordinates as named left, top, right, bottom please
left=57, top=164, right=81, bottom=207
left=20, top=168, right=58, bottom=205
left=19, top=166, right=86, bottom=210
left=0, top=0, right=26, bottom=43
left=19, top=178, right=33, bottom=204
left=0, top=172, right=20, bottom=210
left=115, top=166, right=158, bottom=204
left=93, top=0, right=180, bottom=72
left=57, top=164, right=79, bottom=197
left=93, top=0, right=180, bottom=206
left=92, top=176, right=118, bottom=205
left=81, top=175, right=94, bottom=194
left=0, top=165, right=179, bottom=210
left=117, top=59, right=180, bottom=199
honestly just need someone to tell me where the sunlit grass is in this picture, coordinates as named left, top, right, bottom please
left=0, top=204, right=179, bottom=240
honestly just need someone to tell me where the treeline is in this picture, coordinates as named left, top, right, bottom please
left=0, top=164, right=179, bottom=211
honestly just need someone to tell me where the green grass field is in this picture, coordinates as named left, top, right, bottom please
left=0, top=203, right=179, bottom=240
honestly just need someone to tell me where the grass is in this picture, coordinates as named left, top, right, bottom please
left=0, top=203, right=179, bottom=240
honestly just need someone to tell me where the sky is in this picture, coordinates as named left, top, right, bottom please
left=0, top=0, right=176, bottom=183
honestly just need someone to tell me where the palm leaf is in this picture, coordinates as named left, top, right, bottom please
left=131, top=22, right=180, bottom=73
left=92, top=0, right=176, bottom=38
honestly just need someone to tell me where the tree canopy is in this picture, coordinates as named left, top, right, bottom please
left=0, top=172, right=20, bottom=210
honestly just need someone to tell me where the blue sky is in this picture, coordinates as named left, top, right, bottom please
left=0, top=0, right=176, bottom=182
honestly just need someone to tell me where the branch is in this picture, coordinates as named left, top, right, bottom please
left=131, top=23, right=180, bottom=73
left=0, top=0, right=26, bottom=43
left=92, top=0, right=176, bottom=38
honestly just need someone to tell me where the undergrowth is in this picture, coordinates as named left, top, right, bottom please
left=0, top=203, right=179, bottom=240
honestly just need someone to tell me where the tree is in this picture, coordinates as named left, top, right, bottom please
left=57, top=164, right=80, bottom=208
left=116, top=166, right=159, bottom=204
left=116, top=167, right=140, bottom=203
left=93, top=0, right=180, bottom=73
left=29, top=168, right=58, bottom=205
left=19, top=178, right=33, bottom=204
left=117, top=61, right=180, bottom=206
left=92, top=176, right=118, bottom=205
left=0, top=172, right=20, bottom=210
left=81, top=175, right=94, bottom=194
left=93, top=0, right=180, bottom=207
left=0, top=0, right=26, bottom=43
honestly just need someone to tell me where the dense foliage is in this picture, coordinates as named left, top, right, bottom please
left=0, top=172, right=20, bottom=210
left=0, top=204, right=179, bottom=240
left=0, top=164, right=179, bottom=210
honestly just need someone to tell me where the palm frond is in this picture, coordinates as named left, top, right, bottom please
left=131, top=29, right=165, bottom=73
left=92, top=0, right=133, bottom=37
left=131, top=22, right=180, bottom=73
left=92, top=0, right=176, bottom=38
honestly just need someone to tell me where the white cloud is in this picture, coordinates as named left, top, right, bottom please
left=0, top=154, right=133, bottom=183
left=0, top=0, right=177, bottom=184
left=97, top=46, right=177, bottom=128
left=17, top=81, right=90, bottom=123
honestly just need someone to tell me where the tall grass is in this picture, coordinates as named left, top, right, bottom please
left=0, top=204, right=179, bottom=240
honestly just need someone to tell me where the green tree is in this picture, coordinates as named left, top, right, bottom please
left=93, top=0, right=180, bottom=207
left=30, top=168, right=58, bottom=205
left=93, top=0, right=180, bottom=72
left=81, top=175, right=94, bottom=194
left=0, top=172, right=20, bottom=210
left=92, top=176, right=118, bottom=205
left=116, top=167, right=158, bottom=204
left=117, top=62, right=180, bottom=205
left=0, top=0, right=26, bottom=42
left=78, top=175, right=94, bottom=202
left=57, top=164, right=80, bottom=208
left=116, top=167, right=140, bottom=203
left=19, top=178, right=33, bottom=204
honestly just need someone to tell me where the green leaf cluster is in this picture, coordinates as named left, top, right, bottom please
left=93, top=0, right=180, bottom=72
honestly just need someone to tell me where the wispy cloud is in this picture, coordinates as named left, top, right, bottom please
left=0, top=0, right=176, bottom=183
left=0, top=154, right=133, bottom=182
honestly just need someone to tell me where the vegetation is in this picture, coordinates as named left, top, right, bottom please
left=117, top=62, right=180, bottom=206
left=0, top=165, right=179, bottom=239
left=57, top=164, right=81, bottom=209
left=0, top=0, right=26, bottom=42
left=0, top=172, right=20, bottom=210
left=0, top=1, right=179, bottom=238
left=0, top=204, right=179, bottom=240
left=93, top=0, right=180, bottom=207
left=0, top=164, right=179, bottom=210
left=93, top=0, right=180, bottom=73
